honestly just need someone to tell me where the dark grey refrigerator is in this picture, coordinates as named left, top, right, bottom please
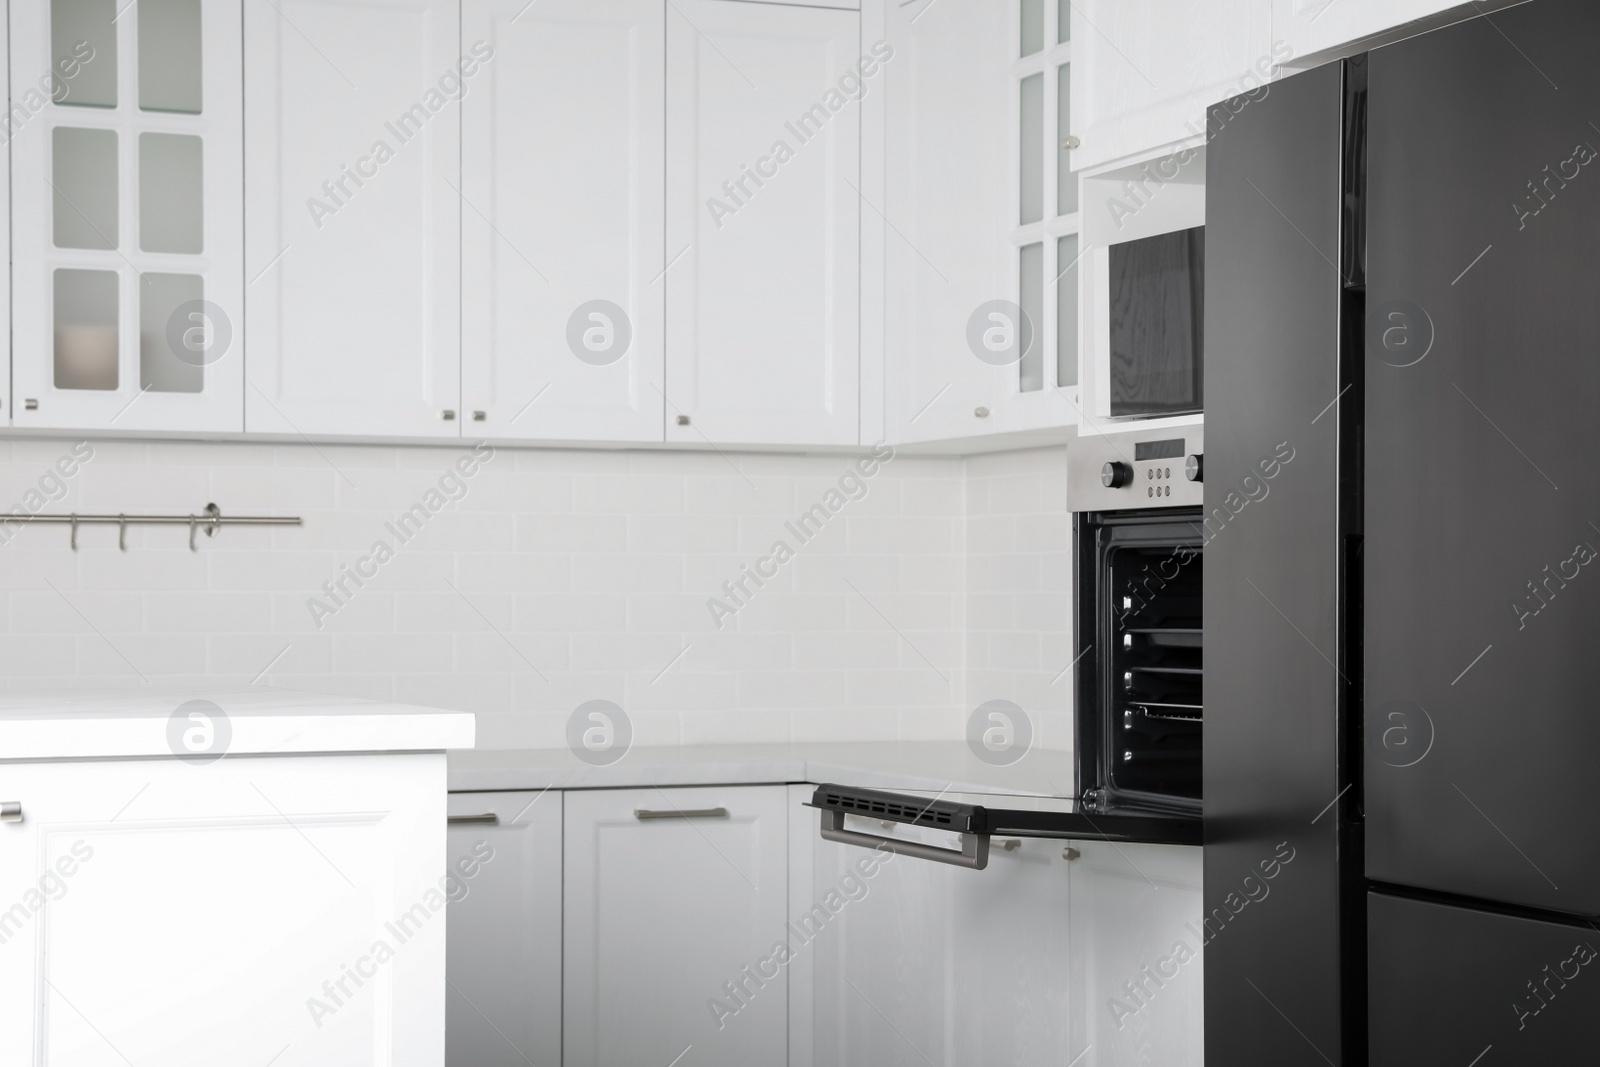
left=1205, top=0, right=1600, bottom=1062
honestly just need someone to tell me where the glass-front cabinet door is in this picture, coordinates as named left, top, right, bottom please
left=10, top=0, right=243, bottom=432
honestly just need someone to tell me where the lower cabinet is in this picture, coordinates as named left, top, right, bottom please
left=564, top=784, right=791, bottom=1067
left=446, top=790, right=563, bottom=1067
left=0, top=754, right=449, bottom=1066
left=444, top=784, right=1202, bottom=1067
left=803, top=815, right=1203, bottom=1067
left=1067, top=840, right=1204, bottom=1067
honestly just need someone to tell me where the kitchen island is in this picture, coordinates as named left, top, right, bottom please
left=0, top=688, right=473, bottom=1067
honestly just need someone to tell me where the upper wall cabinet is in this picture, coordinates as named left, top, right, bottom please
left=243, top=0, right=461, bottom=439
left=10, top=0, right=244, bottom=433
left=881, top=0, right=1007, bottom=445
left=461, top=0, right=665, bottom=444
left=883, top=0, right=1081, bottom=446
left=665, top=0, right=861, bottom=448
left=1072, top=0, right=1275, bottom=173
left=1274, top=0, right=1476, bottom=61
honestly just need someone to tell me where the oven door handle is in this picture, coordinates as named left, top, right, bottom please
left=818, top=809, right=990, bottom=870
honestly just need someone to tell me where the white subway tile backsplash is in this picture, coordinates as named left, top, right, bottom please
left=0, top=437, right=1075, bottom=753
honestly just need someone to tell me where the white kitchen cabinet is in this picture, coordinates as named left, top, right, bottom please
left=1072, top=0, right=1276, bottom=173
left=808, top=814, right=1078, bottom=1066
left=564, top=784, right=790, bottom=1067
left=883, top=0, right=1082, bottom=446
left=461, top=0, right=665, bottom=443
left=244, top=0, right=461, bottom=438
left=445, top=790, right=563, bottom=1067
left=0, top=753, right=452, bottom=1066
left=1274, top=0, right=1481, bottom=62
left=1067, top=840, right=1204, bottom=1067
left=10, top=0, right=244, bottom=433
left=665, top=0, right=861, bottom=447
left=880, top=0, right=1010, bottom=445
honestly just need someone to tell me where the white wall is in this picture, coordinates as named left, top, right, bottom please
left=965, top=446, right=1074, bottom=752
left=0, top=438, right=975, bottom=748
left=0, top=438, right=1072, bottom=751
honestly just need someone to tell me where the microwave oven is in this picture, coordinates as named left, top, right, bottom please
left=1104, top=225, right=1205, bottom=418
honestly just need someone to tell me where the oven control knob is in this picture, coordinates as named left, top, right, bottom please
left=1100, top=461, right=1130, bottom=488
left=1185, top=454, right=1203, bottom=482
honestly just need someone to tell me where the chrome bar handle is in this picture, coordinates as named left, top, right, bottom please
left=634, top=807, right=728, bottom=821
left=1, top=802, right=22, bottom=823
left=818, top=809, right=989, bottom=870
left=447, top=813, right=499, bottom=825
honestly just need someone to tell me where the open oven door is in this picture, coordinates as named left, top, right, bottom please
left=806, top=784, right=1201, bottom=870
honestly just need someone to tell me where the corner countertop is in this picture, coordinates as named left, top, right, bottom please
left=449, top=741, right=1077, bottom=799
left=0, top=687, right=475, bottom=761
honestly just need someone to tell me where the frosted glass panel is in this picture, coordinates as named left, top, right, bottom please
left=1020, top=73, right=1044, bottom=225
left=140, top=133, right=204, bottom=253
left=1021, top=0, right=1044, bottom=56
left=55, top=269, right=119, bottom=390
left=1020, top=242, right=1044, bottom=392
left=1057, top=234, right=1079, bottom=387
left=53, top=127, right=118, bottom=249
left=1058, top=64, right=1077, bottom=215
left=1058, top=0, right=1071, bottom=42
left=52, top=0, right=116, bottom=108
left=140, top=0, right=203, bottom=113
left=140, top=273, right=204, bottom=393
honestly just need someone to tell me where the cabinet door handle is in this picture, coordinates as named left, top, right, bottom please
left=634, top=807, right=728, bottom=821
left=818, top=809, right=989, bottom=870
left=448, top=813, right=499, bottom=825
left=1, top=802, right=21, bottom=823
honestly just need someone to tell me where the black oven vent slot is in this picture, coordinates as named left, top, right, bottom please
left=815, top=790, right=957, bottom=827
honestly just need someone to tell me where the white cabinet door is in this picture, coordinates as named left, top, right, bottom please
left=0, top=753, right=449, bottom=1067
left=665, top=0, right=860, bottom=447
left=445, top=790, right=562, bottom=1067
left=564, top=785, right=789, bottom=1067
left=461, top=0, right=665, bottom=443
left=10, top=0, right=244, bottom=432
left=808, top=814, right=1077, bottom=1066
left=1073, top=0, right=1275, bottom=172
left=1067, top=840, right=1203, bottom=1067
left=1274, top=0, right=1469, bottom=61
left=881, top=0, right=1008, bottom=444
left=244, top=0, right=461, bottom=438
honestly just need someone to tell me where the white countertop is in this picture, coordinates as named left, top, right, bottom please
left=0, top=687, right=475, bottom=761
left=449, top=742, right=1077, bottom=798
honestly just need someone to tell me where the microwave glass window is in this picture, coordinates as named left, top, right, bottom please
left=1108, top=226, right=1205, bottom=417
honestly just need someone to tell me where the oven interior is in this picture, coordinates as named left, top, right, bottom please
left=1077, top=509, right=1203, bottom=817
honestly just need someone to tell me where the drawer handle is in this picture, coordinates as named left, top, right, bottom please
left=1, top=801, right=21, bottom=823
left=448, top=813, right=499, bottom=825
left=634, top=807, right=728, bottom=821
left=819, top=809, right=989, bottom=870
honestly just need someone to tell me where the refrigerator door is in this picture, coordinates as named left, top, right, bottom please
left=1365, top=0, right=1600, bottom=915
left=1369, top=892, right=1600, bottom=1065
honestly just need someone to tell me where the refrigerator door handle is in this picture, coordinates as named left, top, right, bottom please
left=818, top=808, right=990, bottom=870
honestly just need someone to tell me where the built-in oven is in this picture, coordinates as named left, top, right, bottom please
left=804, top=430, right=1207, bottom=869
left=1069, top=428, right=1204, bottom=819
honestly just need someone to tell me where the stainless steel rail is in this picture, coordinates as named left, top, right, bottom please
left=6, top=503, right=302, bottom=550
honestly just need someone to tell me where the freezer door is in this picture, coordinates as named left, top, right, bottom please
left=1364, top=0, right=1600, bottom=915
left=1369, top=892, right=1600, bottom=1064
